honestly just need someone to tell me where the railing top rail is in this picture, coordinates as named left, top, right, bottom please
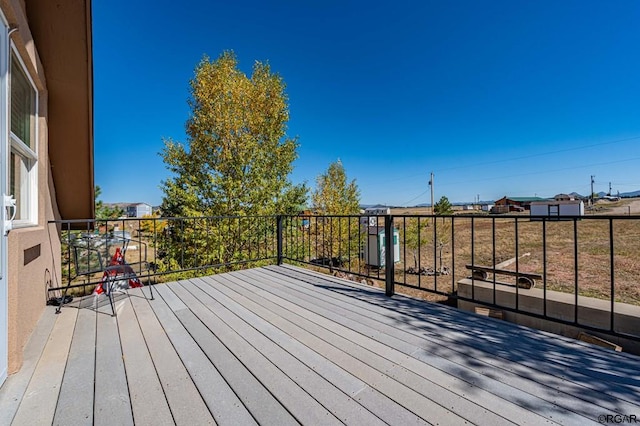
left=48, top=214, right=282, bottom=225
left=49, top=213, right=640, bottom=225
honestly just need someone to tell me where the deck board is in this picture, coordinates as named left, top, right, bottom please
left=94, top=303, right=133, bottom=426
left=206, top=272, right=466, bottom=424
left=118, top=294, right=174, bottom=425
left=170, top=280, right=340, bottom=425
left=151, top=285, right=256, bottom=426
left=250, top=268, right=597, bottom=422
left=189, top=276, right=389, bottom=426
left=165, top=285, right=297, bottom=426
left=199, top=274, right=430, bottom=426
left=129, top=292, right=215, bottom=425
left=12, top=308, right=77, bottom=426
left=2, top=264, right=640, bottom=425
left=0, top=304, right=57, bottom=426
left=53, top=307, right=96, bottom=426
left=264, top=265, right=640, bottom=415
left=226, top=269, right=549, bottom=425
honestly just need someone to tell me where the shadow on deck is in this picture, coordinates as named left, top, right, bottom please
left=1, top=265, right=639, bottom=425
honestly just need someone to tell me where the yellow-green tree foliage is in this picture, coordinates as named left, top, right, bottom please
left=401, top=216, right=452, bottom=270
left=312, top=160, right=360, bottom=215
left=139, top=213, right=166, bottom=235
left=159, top=51, right=307, bottom=272
left=311, top=160, right=361, bottom=263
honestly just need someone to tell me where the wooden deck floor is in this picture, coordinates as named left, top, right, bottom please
left=1, top=265, right=639, bottom=425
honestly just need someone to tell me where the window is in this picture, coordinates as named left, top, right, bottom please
left=9, top=51, right=37, bottom=224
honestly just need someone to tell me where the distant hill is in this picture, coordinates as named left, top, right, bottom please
left=596, top=190, right=640, bottom=198
left=620, top=190, right=640, bottom=198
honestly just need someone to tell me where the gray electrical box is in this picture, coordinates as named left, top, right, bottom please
left=364, top=226, right=400, bottom=267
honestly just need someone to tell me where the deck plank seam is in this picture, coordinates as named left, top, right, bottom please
left=262, top=267, right=640, bottom=409
left=231, top=269, right=566, bottom=424
left=277, top=264, right=640, bottom=363
left=124, top=292, right=179, bottom=425
left=151, top=284, right=258, bottom=426
left=166, top=281, right=301, bottom=425
left=266, top=267, right=640, bottom=394
left=189, top=275, right=391, bottom=426
left=213, top=271, right=474, bottom=424
left=177, top=278, right=343, bottom=426
left=247, top=267, right=632, bottom=420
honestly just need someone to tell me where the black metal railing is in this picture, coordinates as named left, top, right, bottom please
left=50, top=215, right=278, bottom=295
left=280, top=213, right=640, bottom=342
left=50, top=213, right=640, bottom=342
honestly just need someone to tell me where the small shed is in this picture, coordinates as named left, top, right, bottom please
left=364, top=226, right=400, bottom=267
left=481, top=204, right=494, bottom=212
left=530, top=200, right=584, bottom=219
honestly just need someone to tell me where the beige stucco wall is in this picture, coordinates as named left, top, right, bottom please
left=2, top=0, right=62, bottom=374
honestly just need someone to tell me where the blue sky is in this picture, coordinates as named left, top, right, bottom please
left=93, top=1, right=640, bottom=206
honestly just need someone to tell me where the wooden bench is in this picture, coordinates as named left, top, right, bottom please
left=465, top=264, right=542, bottom=289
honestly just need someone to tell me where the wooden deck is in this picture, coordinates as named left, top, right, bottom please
left=1, top=265, right=639, bottom=425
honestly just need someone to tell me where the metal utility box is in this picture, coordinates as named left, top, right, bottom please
left=360, top=207, right=391, bottom=226
left=364, top=226, right=400, bottom=267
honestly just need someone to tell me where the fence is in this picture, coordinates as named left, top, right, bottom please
left=50, top=213, right=640, bottom=342
left=280, top=213, right=640, bottom=342
left=50, top=215, right=279, bottom=295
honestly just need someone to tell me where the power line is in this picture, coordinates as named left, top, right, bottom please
left=400, top=189, right=429, bottom=206
left=383, top=135, right=640, bottom=183
left=437, top=156, right=640, bottom=188
left=434, top=135, right=640, bottom=174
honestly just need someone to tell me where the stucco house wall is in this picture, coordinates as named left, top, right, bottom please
left=1, top=0, right=93, bottom=374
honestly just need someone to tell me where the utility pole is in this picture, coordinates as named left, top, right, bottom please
left=590, top=175, right=595, bottom=206
left=608, top=182, right=612, bottom=196
left=429, top=172, right=434, bottom=214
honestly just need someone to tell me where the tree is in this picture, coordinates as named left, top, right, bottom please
left=311, top=160, right=361, bottom=265
left=95, top=185, right=123, bottom=219
left=401, top=216, right=451, bottom=272
left=433, top=195, right=453, bottom=215
left=161, top=51, right=306, bottom=218
left=312, top=160, right=360, bottom=215
left=402, top=217, right=426, bottom=269
left=159, top=51, right=307, bottom=272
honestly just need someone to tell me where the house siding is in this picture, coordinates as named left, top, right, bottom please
left=2, top=0, right=64, bottom=374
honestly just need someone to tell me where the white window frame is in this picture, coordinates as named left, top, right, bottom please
left=9, top=44, right=37, bottom=227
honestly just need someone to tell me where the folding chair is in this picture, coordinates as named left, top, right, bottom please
left=57, top=231, right=154, bottom=316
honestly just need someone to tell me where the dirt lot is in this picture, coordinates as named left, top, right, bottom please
left=385, top=198, right=640, bottom=305
left=594, top=198, right=640, bottom=215
left=392, top=197, right=640, bottom=216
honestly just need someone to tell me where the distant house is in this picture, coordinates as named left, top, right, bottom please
left=553, top=194, right=575, bottom=201
left=364, top=206, right=391, bottom=215
left=493, top=196, right=549, bottom=213
left=126, top=203, right=153, bottom=218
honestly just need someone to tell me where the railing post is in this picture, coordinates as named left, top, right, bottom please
left=384, top=214, right=394, bottom=296
left=276, top=215, right=283, bottom=265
